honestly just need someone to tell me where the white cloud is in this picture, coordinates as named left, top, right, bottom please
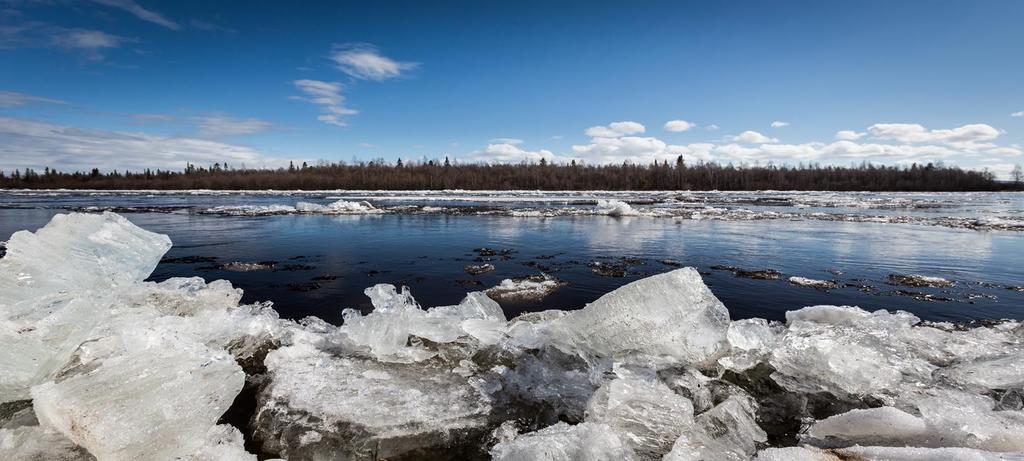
left=329, top=43, right=417, bottom=81
left=706, top=124, right=720, bottom=131
left=51, top=29, right=124, bottom=50
left=986, top=147, right=1022, bottom=156
left=835, top=130, right=865, bottom=141
left=292, top=79, right=357, bottom=127
left=770, top=121, right=790, bottom=128
left=92, top=0, right=180, bottom=30
left=584, top=121, right=645, bottom=138
left=731, top=131, right=778, bottom=144
left=0, top=116, right=287, bottom=171
left=1012, top=111, right=1024, bottom=118
left=470, top=141, right=558, bottom=164
left=196, top=115, right=273, bottom=138
left=866, top=123, right=1000, bottom=145
left=488, top=138, right=523, bottom=145
left=664, top=120, right=696, bottom=132
left=0, top=91, right=65, bottom=108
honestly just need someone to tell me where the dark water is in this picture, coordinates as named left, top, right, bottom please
left=2, top=196, right=1023, bottom=324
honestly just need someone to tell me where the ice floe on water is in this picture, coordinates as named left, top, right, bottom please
left=6, top=189, right=1022, bottom=231
left=2, top=212, right=1024, bottom=460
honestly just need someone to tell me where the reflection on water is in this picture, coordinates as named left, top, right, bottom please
left=2, top=206, right=1021, bottom=325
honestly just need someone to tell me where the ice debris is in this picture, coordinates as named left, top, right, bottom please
left=484, top=274, right=567, bottom=301
left=788, top=276, right=838, bottom=290
left=3, top=211, right=1024, bottom=460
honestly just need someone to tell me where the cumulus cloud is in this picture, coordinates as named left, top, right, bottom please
left=706, top=124, right=720, bottom=131
left=0, top=90, right=65, bottom=108
left=664, top=120, right=696, bottom=132
left=195, top=115, right=273, bottom=138
left=470, top=141, right=558, bottom=164
left=0, top=116, right=286, bottom=172
left=731, top=131, right=778, bottom=144
left=770, top=121, right=790, bottom=128
left=329, top=43, right=418, bottom=81
left=488, top=138, right=523, bottom=145
left=1012, top=111, right=1024, bottom=118
left=835, top=130, right=865, bottom=141
left=866, top=123, right=1000, bottom=145
left=92, top=0, right=180, bottom=30
left=292, top=79, right=357, bottom=126
left=584, top=121, right=645, bottom=138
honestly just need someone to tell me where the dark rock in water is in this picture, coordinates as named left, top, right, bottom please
left=589, top=261, right=627, bottom=277
left=535, top=254, right=559, bottom=260
left=473, top=247, right=515, bottom=260
left=735, top=269, right=781, bottom=280
left=311, top=274, right=338, bottom=281
left=521, top=261, right=554, bottom=272
left=278, top=264, right=315, bottom=272
left=890, top=289, right=955, bottom=302
left=711, top=265, right=782, bottom=280
left=1006, top=285, right=1024, bottom=292
left=287, top=282, right=321, bottom=292
left=888, top=274, right=955, bottom=288
left=658, top=259, right=684, bottom=268
left=454, top=279, right=485, bottom=288
left=160, top=255, right=218, bottom=264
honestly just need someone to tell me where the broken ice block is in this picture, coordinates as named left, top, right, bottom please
left=559, top=268, right=730, bottom=364
left=664, top=396, right=767, bottom=461
left=31, top=324, right=244, bottom=461
left=490, top=422, right=636, bottom=461
left=253, top=342, right=493, bottom=460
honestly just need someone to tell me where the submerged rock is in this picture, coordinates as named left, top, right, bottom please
left=888, top=273, right=956, bottom=288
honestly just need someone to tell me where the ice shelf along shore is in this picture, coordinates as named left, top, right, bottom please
left=1, top=212, right=1023, bottom=461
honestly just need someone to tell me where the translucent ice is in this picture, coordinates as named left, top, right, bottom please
left=490, top=422, right=636, bottom=461
left=253, top=341, right=493, bottom=459
left=0, top=425, right=94, bottom=461
left=585, top=369, right=695, bottom=458
left=31, top=324, right=245, bottom=461
left=558, top=268, right=730, bottom=364
left=664, top=396, right=766, bottom=461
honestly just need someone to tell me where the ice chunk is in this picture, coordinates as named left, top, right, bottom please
left=177, top=425, right=256, bottom=461
left=595, top=199, right=639, bottom=217
left=664, top=396, right=767, bottom=461
left=754, top=446, right=837, bottom=461
left=788, top=276, right=838, bottom=290
left=1, top=213, right=170, bottom=402
left=295, top=199, right=379, bottom=214
left=719, top=318, right=781, bottom=371
left=585, top=369, right=694, bottom=458
left=937, top=351, right=1024, bottom=390
left=485, top=274, right=567, bottom=301
left=490, top=422, right=636, bottom=461
left=559, top=268, right=730, bottom=364
left=253, top=342, right=493, bottom=460
left=888, top=274, right=955, bottom=288
left=337, top=286, right=509, bottom=362
left=830, top=446, right=1024, bottom=460
left=0, top=212, right=170, bottom=305
left=31, top=324, right=244, bottom=461
left=915, top=390, right=1024, bottom=452
left=804, top=407, right=928, bottom=448
left=0, top=425, right=94, bottom=461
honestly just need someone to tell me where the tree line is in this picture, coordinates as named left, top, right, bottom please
left=0, top=158, right=1020, bottom=191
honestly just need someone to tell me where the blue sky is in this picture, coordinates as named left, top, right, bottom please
left=1, top=0, right=1023, bottom=177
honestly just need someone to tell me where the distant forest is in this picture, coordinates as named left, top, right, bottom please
left=1, top=157, right=1022, bottom=191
